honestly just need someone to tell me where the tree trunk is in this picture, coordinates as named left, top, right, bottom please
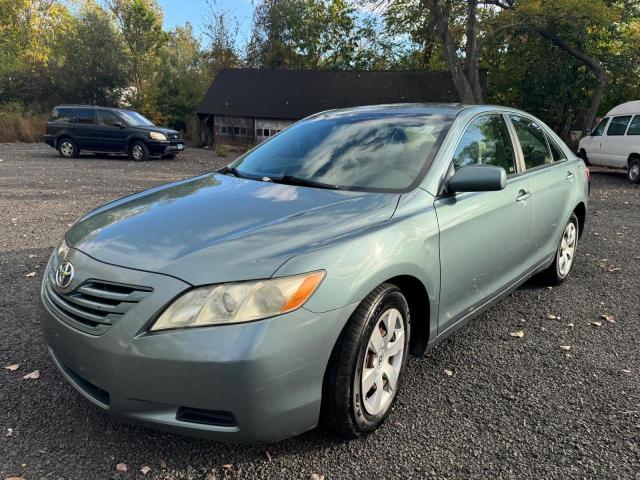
left=464, top=0, right=483, bottom=101
left=538, top=30, right=607, bottom=135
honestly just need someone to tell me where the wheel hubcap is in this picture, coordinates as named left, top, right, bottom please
left=630, top=163, right=639, bottom=180
left=133, top=145, right=142, bottom=159
left=361, top=308, right=405, bottom=416
left=61, top=142, right=73, bottom=156
left=557, top=222, right=577, bottom=276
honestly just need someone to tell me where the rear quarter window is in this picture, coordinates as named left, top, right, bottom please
left=49, top=108, right=75, bottom=123
left=606, top=116, right=632, bottom=136
left=627, top=116, right=640, bottom=136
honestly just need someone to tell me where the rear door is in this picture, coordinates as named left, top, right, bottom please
left=508, top=115, right=574, bottom=265
left=435, top=113, right=532, bottom=333
left=73, top=108, right=98, bottom=148
left=96, top=110, right=127, bottom=151
left=47, top=107, right=76, bottom=139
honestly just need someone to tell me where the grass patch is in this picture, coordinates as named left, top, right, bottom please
left=0, top=108, right=46, bottom=143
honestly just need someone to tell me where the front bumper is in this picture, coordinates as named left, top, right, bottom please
left=40, top=248, right=352, bottom=443
left=148, top=140, right=185, bottom=156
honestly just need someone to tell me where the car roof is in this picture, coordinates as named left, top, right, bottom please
left=605, top=101, right=640, bottom=117
left=54, top=105, right=124, bottom=112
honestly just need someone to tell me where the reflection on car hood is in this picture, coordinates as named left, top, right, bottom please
left=133, top=125, right=180, bottom=136
left=66, top=174, right=400, bottom=285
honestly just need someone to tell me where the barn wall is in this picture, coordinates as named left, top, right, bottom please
left=255, top=118, right=294, bottom=143
left=214, top=115, right=254, bottom=146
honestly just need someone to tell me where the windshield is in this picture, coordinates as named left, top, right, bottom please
left=230, top=112, right=453, bottom=191
left=119, top=110, right=155, bottom=127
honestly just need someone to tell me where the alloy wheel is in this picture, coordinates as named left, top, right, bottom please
left=558, top=222, right=577, bottom=277
left=60, top=141, right=73, bottom=157
left=132, top=145, right=143, bottom=160
left=360, top=308, right=405, bottom=416
left=630, top=163, right=640, bottom=182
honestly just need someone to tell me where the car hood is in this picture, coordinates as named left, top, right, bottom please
left=134, top=125, right=180, bottom=136
left=66, top=173, right=400, bottom=285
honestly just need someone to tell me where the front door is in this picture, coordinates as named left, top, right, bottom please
left=583, top=117, right=609, bottom=165
left=435, top=114, right=532, bottom=333
left=96, top=110, right=128, bottom=151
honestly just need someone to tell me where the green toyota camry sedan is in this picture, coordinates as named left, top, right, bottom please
left=40, top=104, right=589, bottom=443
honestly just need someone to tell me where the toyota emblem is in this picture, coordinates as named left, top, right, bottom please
left=55, top=261, right=75, bottom=289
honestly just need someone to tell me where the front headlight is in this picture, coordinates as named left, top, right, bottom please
left=150, top=131, right=167, bottom=141
left=150, top=271, right=325, bottom=331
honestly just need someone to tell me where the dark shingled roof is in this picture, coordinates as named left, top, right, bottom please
left=197, top=69, right=460, bottom=119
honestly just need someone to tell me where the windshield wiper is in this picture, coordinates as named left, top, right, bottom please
left=218, top=166, right=243, bottom=178
left=269, top=175, right=340, bottom=190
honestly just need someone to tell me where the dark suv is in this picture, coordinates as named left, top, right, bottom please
left=44, top=105, right=185, bottom=161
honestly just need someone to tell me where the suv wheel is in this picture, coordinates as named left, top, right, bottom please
left=540, top=213, right=579, bottom=285
left=579, top=149, right=590, bottom=166
left=58, top=138, right=79, bottom=158
left=130, top=141, right=150, bottom=161
left=628, top=157, right=640, bottom=184
left=322, top=283, right=410, bottom=438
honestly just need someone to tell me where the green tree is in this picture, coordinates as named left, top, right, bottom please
left=54, top=2, right=129, bottom=105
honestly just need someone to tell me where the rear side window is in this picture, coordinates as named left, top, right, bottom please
left=547, top=137, right=566, bottom=161
left=510, top=115, right=552, bottom=169
left=592, top=117, right=609, bottom=136
left=75, top=109, right=95, bottom=124
left=607, top=115, right=632, bottom=136
left=628, top=115, right=640, bottom=136
left=49, top=108, right=75, bottom=123
left=452, top=115, right=517, bottom=174
left=97, top=110, right=120, bottom=127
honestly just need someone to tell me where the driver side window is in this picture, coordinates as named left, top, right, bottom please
left=452, top=115, right=517, bottom=174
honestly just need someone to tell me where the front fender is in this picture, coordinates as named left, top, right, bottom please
left=273, top=188, right=440, bottom=333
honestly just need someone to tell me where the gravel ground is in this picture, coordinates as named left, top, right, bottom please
left=0, top=144, right=638, bottom=480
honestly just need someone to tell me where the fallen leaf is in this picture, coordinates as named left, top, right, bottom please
left=4, top=364, right=19, bottom=371
left=222, top=464, right=234, bottom=471
left=540, top=326, right=547, bottom=332
left=28, top=254, right=36, bottom=259
left=600, top=314, right=616, bottom=323
left=6, top=428, right=13, bottom=437
left=546, top=314, right=558, bottom=320
left=310, top=475, right=325, bottom=480
left=140, top=465, right=151, bottom=475
left=24, top=272, right=36, bottom=278
left=560, top=345, right=571, bottom=351
left=591, top=321, right=602, bottom=327
left=444, top=369, right=453, bottom=376
left=5, top=477, right=25, bottom=480
left=22, top=370, right=39, bottom=380
left=510, top=330, right=524, bottom=338
left=607, top=266, right=621, bottom=272
left=116, top=463, right=128, bottom=473
left=621, top=369, right=631, bottom=374
left=392, top=421, right=403, bottom=427
left=265, top=450, right=272, bottom=462
left=567, top=323, right=574, bottom=328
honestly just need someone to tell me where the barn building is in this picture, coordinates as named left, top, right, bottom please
left=196, top=68, right=461, bottom=146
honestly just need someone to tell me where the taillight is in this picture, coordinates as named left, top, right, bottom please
left=585, top=166, right=591, bottom=182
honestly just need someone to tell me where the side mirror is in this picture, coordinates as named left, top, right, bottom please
left=112, top=121, right=123, bottom=128
left=447, top=165, right=507, bottom=193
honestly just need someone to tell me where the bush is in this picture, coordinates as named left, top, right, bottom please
left=215, top=144, right=230, bottom=157
left=0, top=105, right=46, bottom=143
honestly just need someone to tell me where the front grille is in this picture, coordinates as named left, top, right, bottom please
left=176, top=407, right=236, bottom=427
left=43, top=275, right=152, bottom=335
left=168, top=133, right=182, bottom=140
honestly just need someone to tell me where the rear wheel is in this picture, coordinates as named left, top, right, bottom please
left=628, top=157, right=640, bottom=184
left=58, top=138, right=78, bottom=158
left=540, top=213, right=579, bottom=285
left=130, top=141, right=150, bottom=161
left=579, top=149, right=590, bottom=166
left=322, top=283, right=410, bottom=438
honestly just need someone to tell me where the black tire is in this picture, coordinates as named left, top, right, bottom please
left=321, top=283, right=410, bottom=438
left=579, top=149, right=590, bottom=166
left=129, top=141, right=150, bottom=161
left=539, top=213, right=579, bottom=285
left=57, top=138, right=79, bottom=158
left=628, top=157, right=640, bottom=184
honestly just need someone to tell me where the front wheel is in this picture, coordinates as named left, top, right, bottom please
left=130, top=141, right=150, bottom=161
left=322, top=283, right=410, bottom=438
left=540, top=213, right=579, bottom=285
left=628, top=157, right=640, bottom=184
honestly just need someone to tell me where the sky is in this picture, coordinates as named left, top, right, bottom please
left=157, top=0, right=254, bottom=43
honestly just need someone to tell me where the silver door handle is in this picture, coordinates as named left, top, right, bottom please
left=516, top=190, right=530, bottom=202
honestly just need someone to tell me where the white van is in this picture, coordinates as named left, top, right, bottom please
left=578, top=100, right=640, bottom=183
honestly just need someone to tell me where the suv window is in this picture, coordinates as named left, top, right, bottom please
left=452, top=115, right=517, bottom=174
left=510, top=115, right=552, bottom=169
left=97, top=110, right=121, bottom=127
left=75, top=109, right=95, bottom=124
left=50, top=108, right=75, bottom=123
left=607, top=115, right=632, bottom=136
left=628, top=115, right=640, bottom=136
left=592, top=117, right=609, bottom=136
